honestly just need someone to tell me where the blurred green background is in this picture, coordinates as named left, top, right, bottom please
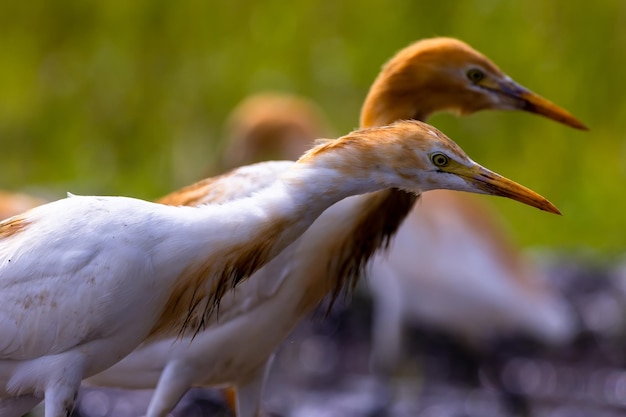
left=0, top=0, right=623, bottom=252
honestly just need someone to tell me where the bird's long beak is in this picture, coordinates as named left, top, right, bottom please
left=457, top=164, right=561, bottom=215
left=496, top=79, right=588, bottom=130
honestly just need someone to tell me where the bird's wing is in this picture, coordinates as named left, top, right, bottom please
left=0, top=244, right=152, bottom=360
left=88, top=247, right=299, bottom=388
left=159, top=161, right=294, bottom=206
left=0, top=198, right=160, bottom=360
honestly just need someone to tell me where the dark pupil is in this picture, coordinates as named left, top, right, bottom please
left=470, top=70, right=481, bottom=81
left=435, top=155, right=446, bottom=165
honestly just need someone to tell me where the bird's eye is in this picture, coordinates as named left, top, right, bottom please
left=430, top=152, right=450, bottom=168
left=466, top=68, right=484, bottom=83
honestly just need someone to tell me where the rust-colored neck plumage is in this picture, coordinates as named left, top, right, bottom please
left=325, top=190, right=417, bottom=307
left=360, top=40, right=439, bottom=127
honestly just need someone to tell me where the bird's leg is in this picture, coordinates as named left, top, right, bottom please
left=221, top=387, right=237, bottom=415
left=145, top=361, right=194, bottom=417
left=0, top=394, right=43, bottom=417
left=44, top=384, right=79, bottom=417
left=369, top=263, right=404, bottom=377
left=367, top=262, right=405, bottom=416
left=235, top=356, right=274, bottom=417
left=39, top=353, right=86, bottom=417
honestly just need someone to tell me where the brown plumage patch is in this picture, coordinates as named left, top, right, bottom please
left=159, top=177, right=225, bottom=207
left=322, top=189, right=418, bottom=312
left=149, top=216, right=297, bottom=338
left=0, top=216, right=31, bottom=240
left=290, top=192, right=421, bottom=320
left=300, top=122, right=466, bottom=185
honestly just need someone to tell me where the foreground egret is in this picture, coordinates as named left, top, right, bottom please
left=0, top=120, right=557, bottom=417
left=87, top=38, right=584, bottom=417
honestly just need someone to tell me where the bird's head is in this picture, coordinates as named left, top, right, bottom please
left=304, top=120, right=560, bottom=214
left=361, top=37, right=587, bottom=130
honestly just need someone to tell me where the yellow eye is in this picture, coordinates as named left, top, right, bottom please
left=430, top=152, right=450, bottom=167
left=466, top=68, right=484, bottom=83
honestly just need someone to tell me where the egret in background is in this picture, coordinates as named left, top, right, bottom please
left=366, top=192, right=575, bottom=397
left=0, top=192, right=46, bottom=221
left=86, top=38, right=584, bottom=417
left=0, top=120, right=558, bottom=417
left=220, top=92, right=332, bottom=170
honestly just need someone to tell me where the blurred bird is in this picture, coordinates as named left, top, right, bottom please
left=86, top=37, right=584, bottom=417
left=366, top=191, right=576, bottom=390
left=220, top=92, right=332, bottom=169
left=0, top=120, right=557, bottom=417
left=0, top=191, right=46, bottom=221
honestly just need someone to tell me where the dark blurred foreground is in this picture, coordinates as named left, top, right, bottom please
left=51, top=254, right=626, bottom=417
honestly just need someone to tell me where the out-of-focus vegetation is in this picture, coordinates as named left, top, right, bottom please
left=0, top=0, right=623, bottom=252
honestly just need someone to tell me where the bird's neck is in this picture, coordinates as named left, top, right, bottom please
left=361, top=96, right=431, bottom=128
left=360, top=72, right=434, bottom=128
left=293, top=189, right=418, bottom=316
left=150, top=144, right=404, bottom=338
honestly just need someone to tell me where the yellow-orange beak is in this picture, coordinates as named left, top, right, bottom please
left=496, top=79, right=588, bottom=131
left=457, top=164, right=561, bottom=215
